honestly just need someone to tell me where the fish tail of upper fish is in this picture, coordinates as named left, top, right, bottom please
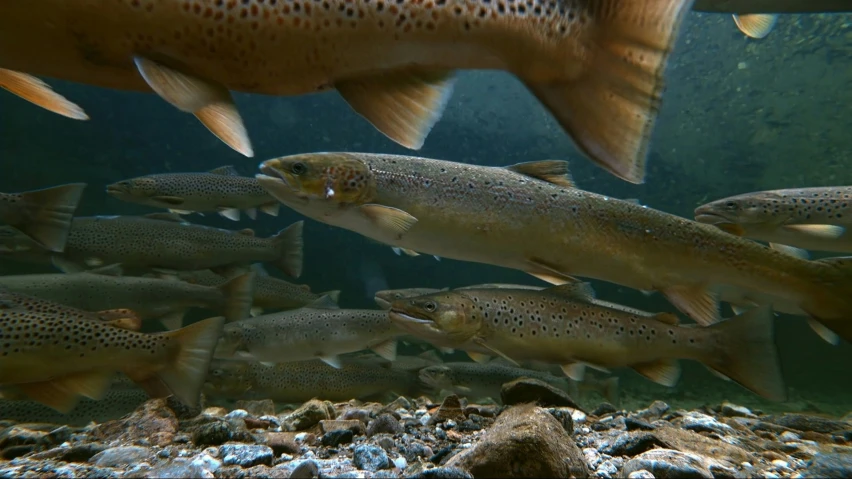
left=125, top=316, right=226, bottom=407
left=217, top=272, right=256, bottom=322
left=798, top=256, right=852, bottom=345
left=267, top=221, right=304, bottom=278
left=698, top=305, right=786, bottom=402
left=1, top=183, right=87, bottom=253
left=521, top=0, right=694, bottom=184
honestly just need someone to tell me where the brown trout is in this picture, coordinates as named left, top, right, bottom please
left=107, top=166, right=280, bottom=221
left=257, top=152, right=852, bottom=344
left=0, top=184, right=86, bottom=253
left=0, top=291, right=224, bottom=412
left=418, top=361, right=576, bottom=403
left=0, top=0, right=696, bottom=183
left=388, top=284, right=787, bottom=400
left=51, top=214, right=304, bottom=277
left=695, top=187, right=852, bottom=254
left=0, top=265, right=255, bottom=324
left=215, top=308, right=402, bottom=367
left=204, top=358, right=425, bottom=403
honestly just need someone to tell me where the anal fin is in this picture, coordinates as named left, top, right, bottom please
left=0, top=68, right=89, bottom=120
left=370, top=339, right=397, bottom=362
left=631, top=359, right=681, bottom=387
left=732, top=13, right=778, bottom=39
left=661, top=285, right=719, bottom=326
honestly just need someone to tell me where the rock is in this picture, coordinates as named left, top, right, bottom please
left=373, top=470, right=400, bottom=478
left=187, top=417, right=252, bottom=447
left=289, top=460, right=319, bottom=479
left=321, top=429, right=354, bottom=447
left=166, top=395, right=203, bottom=420
left=765, top=414, right=851, bottom=434
left=320, top=419, right=366, bottom=436
left=779, top=431, right=801, bottom=442
left=129, top=459, right=213, bottom=478
left=463, top=405, right=500, bottom=418
left=387, top=396, right=412, bottom=411
left=340, top=408, right=371, bottom=424
left=632, top=401, right=670, bottom=421
left=625, top=417, right=656, bottom=431
left=353, top=444, right=390, bottom=471
left=376, top=435, right=396, bottom=452
left=679, top=411, right=735, bottom=435
left=407, top=466, right=474, bottom=478
left=261, top=432, right=301, bottom=455
left=546, top=408, right=574, bottom=434
left=627, top=470, right=656, bottom=479
left=234, top=400, right=276, bottom=417
left=600, top=432, right=667, bottom=457
left=622, top=449, right=713, bottom=479
left=446, top=404, right=589, bottom=478
left=592, top=403, right=618, bottom=417
left=428, top=395, right=466, bottom=426
left=91, top=399, right=178, bottom=447
left=720, top=402, right=756, bottom=419
left=500, top=377, right=582, bottom=409
left=0, top=424, right=71, bottom=457
left=367, top=414, right=404, bottom=437
left=90, top=446, right=153, bottom=468
left=803, top=453, right=852, bottom=478
left=203, top=407, right=229, bottom=417
left=401, top=441, right=434, bottom=462
left=29, top=443, right=109, bottom=462
left=280, top=400, right=335, bottom=431
left=219, top=444, right=274, bottom=468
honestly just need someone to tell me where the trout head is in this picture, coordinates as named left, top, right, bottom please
left=374, top=288, right=442, bottom=309
left=695, top=192, right=785, bottom=234
left=258, top=153, right=376, bottom=216
left=388, top=292, right=482, bottom=345
left=106, top=177, right=164, bottom=203
left=417, top=365, right=455, bottom=391
left=203, top=360, right=252, bottom=397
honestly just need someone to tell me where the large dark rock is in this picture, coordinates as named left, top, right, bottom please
left=500, top=378, right=582, bottom=409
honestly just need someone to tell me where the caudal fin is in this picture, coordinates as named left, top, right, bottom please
left=3, top=183, right=87, bottom=252
left=269, top=221, right=304, bottom=278
left=702, top=305, right=787, bottom=401
left=135, top=317, right=225, bottom=407
left=524, top=0, right=693, bottom=184
left=218, top=272, right=256, bottom=322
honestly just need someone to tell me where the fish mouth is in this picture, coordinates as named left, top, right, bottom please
left=373, top=297, right=392, bottom=310
left=693, top=209, right=731, bottom=225
left=105, top=183, right=127, bottom=196
left=388, top=310, right=434, bottom=326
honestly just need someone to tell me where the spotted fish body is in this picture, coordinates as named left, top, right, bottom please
left=204, top=359, right=423, bottom=402
left=419, top=361, right=574, bottom=402
left=695, top=187, right=852, bottom=254
left=388, top=285, right=787, bottom=400
left=0, top=291, right=225, bottom=411
left=0, top=0, right=695, bottom=183
left=107, top=166, right=280, bottom=221
left=52, top=215, right=304, bottom=277
left=258, top=152, right=852, bottom=344
left=215, top=308, right=402, bottom=366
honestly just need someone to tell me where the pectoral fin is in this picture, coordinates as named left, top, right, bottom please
left=359, top=204, right=418, bottom=237
left=0, top=68, right=89, bottom=120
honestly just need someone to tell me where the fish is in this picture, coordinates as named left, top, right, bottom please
left=106, top=166, right=280, bottom=221
left=374, top=287, right=448, bottom=309
left=0, top=183, right=86, bottom=252
left=0, top=291, right=225, bottom=412
left=0, top=289, right=144, bottom=331
left=0, top=386, right=149, bottom=426
left=214, top=308, right=402, bottom=367
left=51, top=214, right=304, bottom=277
left=0, top=0, right=695, bottom=184
left=204, top=358, right=425, bottom=403
left=257, top=153, right=852, bottom=344
left=172, top=265, right=339, bottom=316
left=0, top=265, right=255, bottom=325
left=695, top=187, right=852, bottom=254
left=387, top=283, right=787, bottom=401
left=694, top=1, right=852, bottom=39
left=418, top=361, right=575, bottom=403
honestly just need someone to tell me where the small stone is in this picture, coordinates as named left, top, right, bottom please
left=373, top=471, right=401, bottom=479
left=320, top=419, right=366, bottom=436
left=401, top=441, right=433, bottom=462
left=368, top=414, right=404, bottom=437
left=219, top=444, right=274, bottom=468
left=226, top=409, right=250, bottom=419
left=625, top=417, right=656, bottom=431
left=407, top=466, right=474, bottom=479
left=780, top=431, right=801, bottom=442
left=547, top=408, right=574, bottom=434
left=190, top=420, right=236, bottom=447
left=627, top=470, right=656, bottom=479
left=260, top=432, right=301, bottom=455
left=340, top=408, right=371, bottom=424
left=600, top=432, right=666, bottom=457
left=680, top=411, right=734, bottom=435
left=387, top=396, right=412, bottom=411
left=281, top=400, right=335, bottom=431
left=803, top=452, right=852, bottom=478
left=354, top=444, right=390, bottom=471
left=133, top=459, right=213, bottom=479
left=90, top=446, right=152, bottom=468
left=234, top=400, right=276, bottom=417
left=289, top=460, right=320, bottom=479
left=766, top=414, right=850, bottom=434
left=622, top=449, right=712, bottom=479
left=633, top=401, right=670, bottom=420
left=376, top=435, right=396, bottom=452
left=203, top=407, right=229, bottom=417
left=321, top=429, right=354, bottom=447
left=428, top=395, right=466, bottom=426
left=190, top=454, right=222, bottom=474
left=592, top=403, right=618, bottom=417
left=90, top=399, right=178, bottom=447
left=772, top=459, right=790, bottom=470
left=393, top=456, right=408, bottom=470
left=500, top=377, right=582, bottom=408
left=166, top=395, right=203, bottom=420
left=29, top=443, right=108, bottom=462
left=720, top=402, right=756, bottom=419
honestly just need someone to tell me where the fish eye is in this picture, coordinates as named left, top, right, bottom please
left=725, top=201, right=736, bottom=208
left=291, top=162, right=307, bottom=175
left=424, top=301, right=437, bottom=312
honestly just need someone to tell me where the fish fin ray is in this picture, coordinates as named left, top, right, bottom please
left=218, top=208, right=241, bottom=221
left=561, top=362, right=586, bottom=381
left=319, top=355, right=342, bottom=368
left=661, top=285, right=719, bottom=325
left=244, top=208, right=257, bottom=220
left=472, top=338, right=519, bottom=366
left=732, top=13, right=778, bottom=39
left=370, top=339, right=398, bottom=362
left=158, top=311, right=186, bottom=330
left=359, top=204, right=418, bottom=237
left=307, top=293, right=340, bottom=309
left=218, top=272, right=256, bottom=322
left=807, top=317, right=841, bottom=345
left=208, top=165, right=240, bottom=176
left=0, top=68, right=89, bottom=120
left=270, top=221, right=304, bottom=278
left=506, top=160, right=575, bottom=188
left=259, top=203, right=280, bottom=216
left=466, top=351, right=491, bottom=363
left=631, top=359, right=681, bottom=387
left=781, top=224, right=845, bottom=239
left=770, top=242, right=810, bottom=259
left=545, top=282, right=596, bottom=302
left=651, top=312, right=679, bottom=325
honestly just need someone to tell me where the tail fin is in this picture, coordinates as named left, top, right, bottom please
left=321, top=290, right=341, bottom=304
left=269, top=221, right=304, bottom=278
left=218, top=272, right=256, bottom=322
left=4, top=183, right=87, bottom=252
left=144, top=316, right=225, bottom=407
left=702, top=305, right=787, bottom=401
left=524, top=0, right=693, bottom=183
left=801, top=256, right=852, bottom=345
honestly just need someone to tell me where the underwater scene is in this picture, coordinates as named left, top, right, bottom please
left=1, top=1, right=851, bottom=477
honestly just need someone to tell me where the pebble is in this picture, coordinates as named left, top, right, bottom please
left=627, top=470, right=656, bottom=479
left=90, top=446, right=152, bottom=468
left=720, top=402, right=756, bottom=419
left=367, top=414, right=404, bottom=437
left=353, top=444, right=390, bottom=472
left=289, top=460, right=319, bottom=479
left=321, top=429, right=354, bottom=447
left=500, top=377, right=582, bottom=408
left=218, top=444, right=274, bottom=468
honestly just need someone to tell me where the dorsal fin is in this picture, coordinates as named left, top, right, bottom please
left=143, top=212, right=185, bottom=223
left=208, top=165, right=240, bottom=176
left=506, top=160, right=574, bottom=188
left=237, top=228, right=255, bottom=237
left=651, top=312, right=679, bottom=325
left=545, top=282, right=596, bottom=301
